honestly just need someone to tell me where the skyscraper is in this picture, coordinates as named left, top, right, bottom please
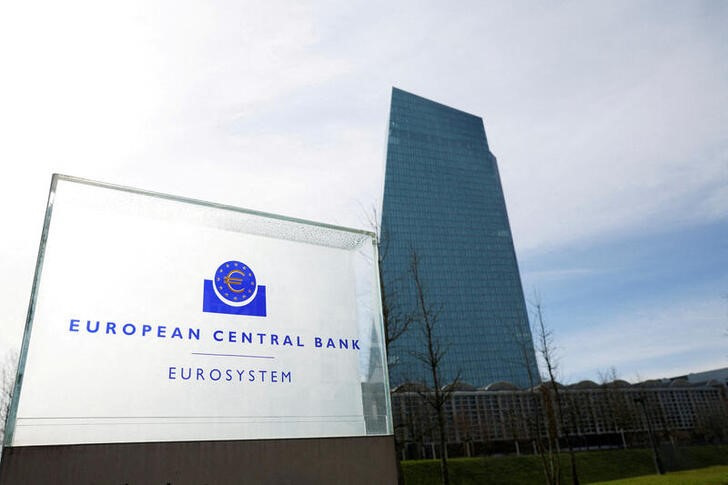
left=381, top=87, right=538, bottom=389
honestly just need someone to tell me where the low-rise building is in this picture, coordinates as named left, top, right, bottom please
left=391, top=375, right=728, bottom=459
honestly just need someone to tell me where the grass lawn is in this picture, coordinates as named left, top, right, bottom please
left=402, top=450, right=655, bottom=485
left=590, top=465, right=728, bottom=484
left=401, top=445, right=728, bottom=485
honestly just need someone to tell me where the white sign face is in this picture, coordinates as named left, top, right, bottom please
left=7, top=176, right=391, bottom=446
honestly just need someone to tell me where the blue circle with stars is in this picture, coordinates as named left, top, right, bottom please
left=215, top=260, right=257, bottom=304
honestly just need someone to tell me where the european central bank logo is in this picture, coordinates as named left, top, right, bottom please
left=203, top=260, right=267, bottom=316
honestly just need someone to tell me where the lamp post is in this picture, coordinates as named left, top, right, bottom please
left=634, top=396, right=665, bottom=475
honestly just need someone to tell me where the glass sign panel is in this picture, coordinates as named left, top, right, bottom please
left=6, top=175, right=392, bottom=446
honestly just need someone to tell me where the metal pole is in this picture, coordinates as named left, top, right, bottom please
left=634, top=396, right=665, bottom=475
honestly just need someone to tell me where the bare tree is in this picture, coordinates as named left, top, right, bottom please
left=509, top=320, right=560, bottom=484
left=366, top=207, right=414, bottom=485
left=365, top=207, right=414, bottom=370
left=397, top=387, right=437, bottom=459
left=507, top=306, right=562, bottom=485
left=409, top=250, right=459, bottom=485
left=532, top=300, right=580, bottom=485
left=693, top=401, right=728, bottom=444
left=597, top=367, right=633, bottom=448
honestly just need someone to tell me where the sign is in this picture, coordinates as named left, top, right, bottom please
left=6, top=175, right=391, bottom=446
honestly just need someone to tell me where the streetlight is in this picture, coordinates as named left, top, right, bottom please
left=634, top=395, right=665, bottom=475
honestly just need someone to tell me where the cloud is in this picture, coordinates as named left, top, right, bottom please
left=558, top=293, right=727, bottom=382
left=493, top=10, right=728, bottom=252
left=0, top=0, right=725, bottom=379
left=523, top=267, right=601, bottom=284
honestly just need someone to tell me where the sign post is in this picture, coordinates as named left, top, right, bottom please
left=1, top=174, right=395, bottom=484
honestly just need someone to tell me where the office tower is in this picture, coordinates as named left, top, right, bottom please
left=381, top=87, right=538, bottom=388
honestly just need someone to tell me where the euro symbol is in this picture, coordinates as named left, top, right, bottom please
left=224, top=269, right=246, bottom=293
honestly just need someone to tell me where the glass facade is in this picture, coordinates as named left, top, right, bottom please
left=381, top=88, right=538, bottom=389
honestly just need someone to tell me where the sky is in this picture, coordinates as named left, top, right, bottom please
left=0, top=0, right=726, bottom=384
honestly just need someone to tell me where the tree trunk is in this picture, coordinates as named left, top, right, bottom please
left=437, top=409, right=449, bottom=485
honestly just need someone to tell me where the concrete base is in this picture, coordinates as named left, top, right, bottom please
left=0, top=435, right=397, bottom=484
